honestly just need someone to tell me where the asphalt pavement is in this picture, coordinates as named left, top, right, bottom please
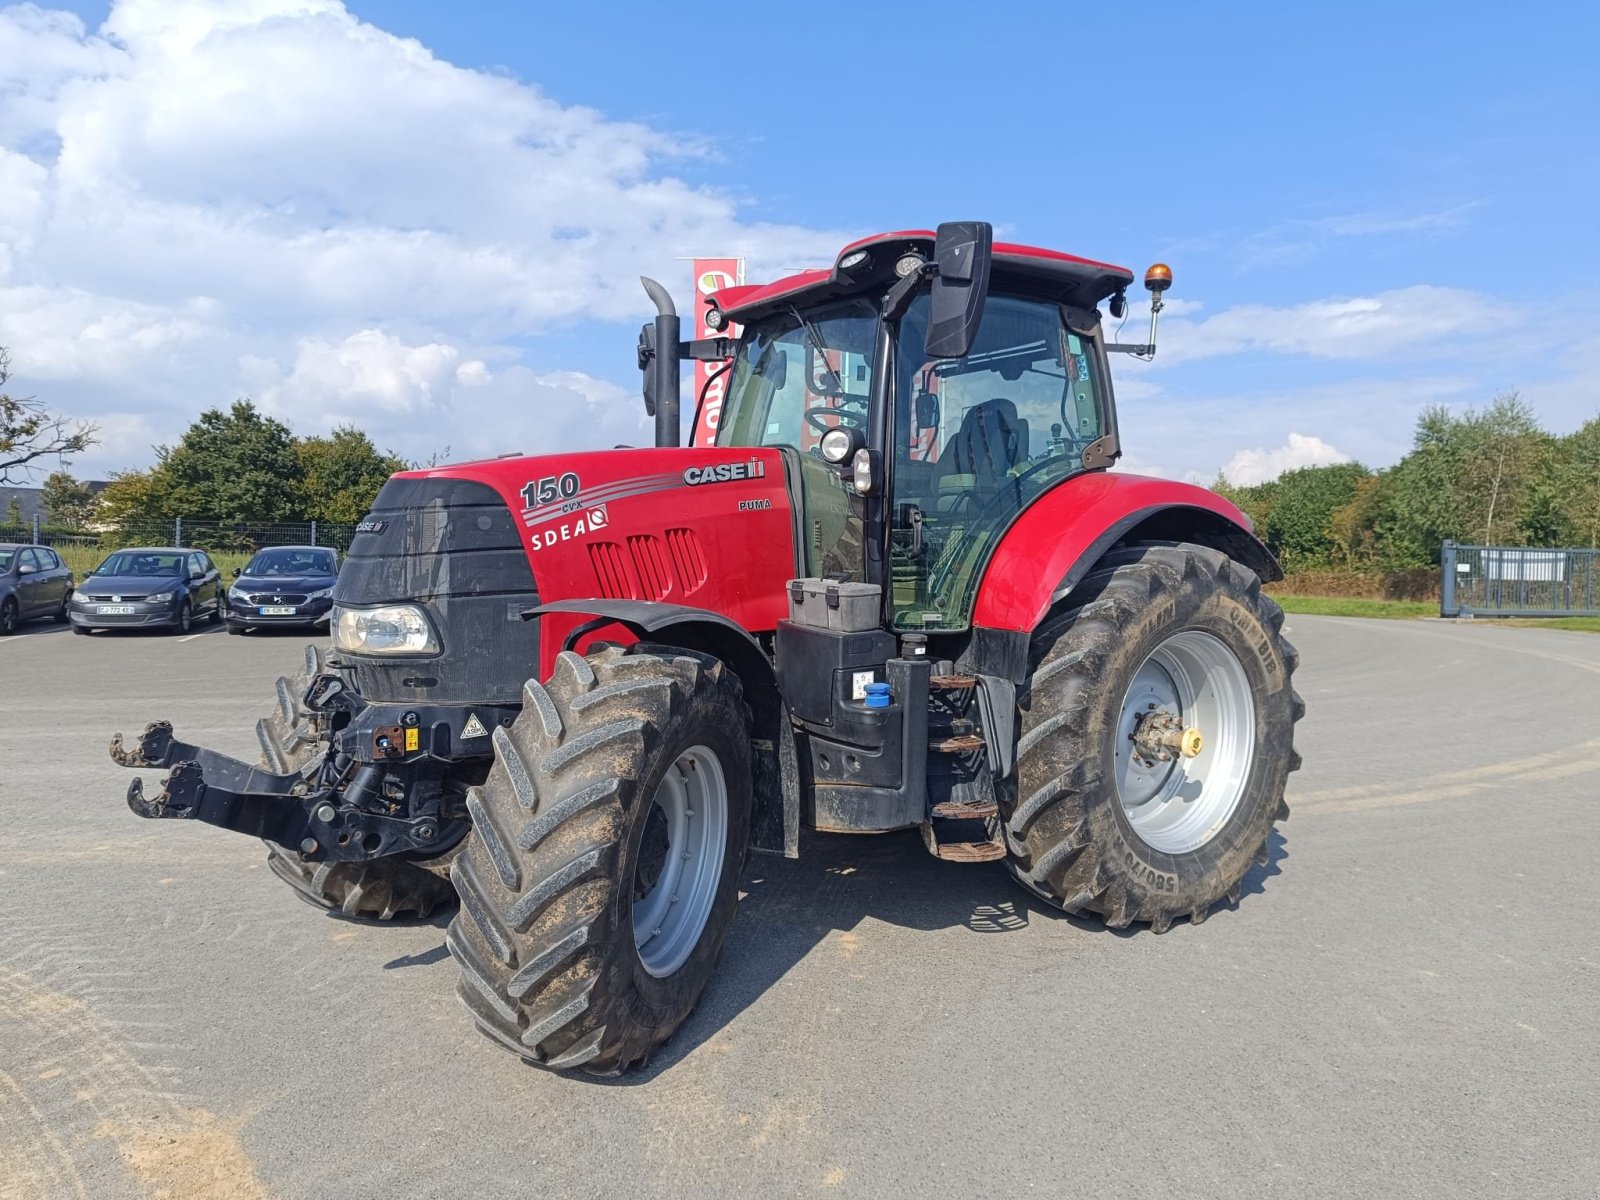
left=1, top=614, right=1596, bottom=1199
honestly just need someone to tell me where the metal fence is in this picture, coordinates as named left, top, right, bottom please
left=0, top=519, right=359, bottom=581
left=1441, top=540, right=1600, bottom=617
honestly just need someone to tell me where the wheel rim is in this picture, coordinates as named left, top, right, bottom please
left=1114, top=630, right=1255, bottom=855
left=179, top=604, right=191, bottom=632
left=631, top=745, right=728, bottom=978
left=1, top=602, right=15, bottom=633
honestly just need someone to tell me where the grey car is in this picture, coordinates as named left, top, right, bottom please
left=0, top=543, right=76, bottom=634
left=70, top=547, right=225, bottom=635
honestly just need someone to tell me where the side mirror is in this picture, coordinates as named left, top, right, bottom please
left=232, top=566, right=242, bottom=578
left=925, top=220, right=993, bottom=359
left=18, top=562, right=36, bottom=575
left=637, top=322, right=659, bottom=417
left=914, top=390, right=940, bottom=430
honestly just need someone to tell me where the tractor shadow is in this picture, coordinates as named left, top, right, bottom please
left=600, top=822, right=1290, bottom=1084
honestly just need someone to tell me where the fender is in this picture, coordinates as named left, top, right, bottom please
left=971, top=472, right=1279, bottom=634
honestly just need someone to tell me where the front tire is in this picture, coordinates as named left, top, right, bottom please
left=448, top=644, right=752, bottom=1074
left=1003, top=543, right=1303, bottom=932
left=0, top=598, right=17, bottom=636
left=173, top=601, right=192, bottom=635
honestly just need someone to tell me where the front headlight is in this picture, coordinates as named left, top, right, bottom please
left=227, top=584, right=246, bottom=598
left=307, top=587, right=334, bottom=601
left=332, top=605, right=440, bottom=656
left=146, top=591, right=175, bottom=603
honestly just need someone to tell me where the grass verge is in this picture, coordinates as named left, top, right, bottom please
left=1271, top=595, right=1436, bottom=619
left=1273, top=594, right=1600, bottom=632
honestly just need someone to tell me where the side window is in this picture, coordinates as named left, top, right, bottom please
left=187, top=553, right=204, bottom=578
left=39, top=549, right=59, bottom=569
left=199, top=553, right=215, bottom=574
left=19, top=548, right=40, bottom=571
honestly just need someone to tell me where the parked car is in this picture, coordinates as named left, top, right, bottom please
left=225, top=545, right=339, bottom=633
left=0, top=543, right=75, bottom=634
left=70, top=547, right=224, bottom=635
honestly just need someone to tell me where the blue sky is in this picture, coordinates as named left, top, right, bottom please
left=7, top=0, right=1599, bottom=483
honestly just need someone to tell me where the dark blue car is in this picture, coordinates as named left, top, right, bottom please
left=226, top=545, right=340, bottom=633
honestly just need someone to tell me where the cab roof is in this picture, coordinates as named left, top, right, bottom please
left=711, top=230, right=1135, bottom=325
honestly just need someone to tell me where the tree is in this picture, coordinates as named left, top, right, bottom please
left=295, top=427, right=406, bottom=523
left=150, top=400, right=301, bottom=522
left=4, top=497, right=21, bottom=529
left=1261, top=463, right=1370, bottom=569
left=0, top=348, right=98, bottom=484
left=1547, top=416, right=1600, bottom=548
left=40, top=470, right=99, bottom=530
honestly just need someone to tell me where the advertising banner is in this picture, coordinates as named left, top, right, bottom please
left=689, top=257, right=743, bottom=446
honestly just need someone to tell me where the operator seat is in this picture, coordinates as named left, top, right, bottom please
left=934, top=398, right=1028, bottom=499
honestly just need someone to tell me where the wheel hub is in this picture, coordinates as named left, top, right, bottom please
left=1113, top=630, right=1256, bottom=855
left=631, top=745, right=728, bottom=978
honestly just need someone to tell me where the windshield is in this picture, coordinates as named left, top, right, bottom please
left=245, top=548, right=337, bottom=576
left=717, top=299, right=878, bottom=453
left=888, top=292, right=1105, bottom=630
left=0, top=549, right=13, bottom=571
left=718, top=299, right=879, bottom=578
left=93, top=552, right=184, bottom=577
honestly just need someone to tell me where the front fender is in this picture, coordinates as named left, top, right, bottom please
left=971, top=472, right=1277, bottom=633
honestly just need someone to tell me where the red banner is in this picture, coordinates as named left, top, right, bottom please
left=689, top=257, right=743, bottom=447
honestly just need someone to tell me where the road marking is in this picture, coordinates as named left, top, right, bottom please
left=1292, top=735, right=1600, bottom=814
left=176, top=629, right=218, bottom=642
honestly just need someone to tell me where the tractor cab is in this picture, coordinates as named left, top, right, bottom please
left=664, top=225, right=1148, bottom=633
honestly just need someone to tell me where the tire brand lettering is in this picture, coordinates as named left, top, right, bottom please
left=682, top=458, right=766, bottom=487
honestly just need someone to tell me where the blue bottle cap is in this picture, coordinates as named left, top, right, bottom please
left=864, top=682, right=892, bottom=709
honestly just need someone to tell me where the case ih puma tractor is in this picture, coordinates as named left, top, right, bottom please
left=112, top=223, right=1302, bottom=1074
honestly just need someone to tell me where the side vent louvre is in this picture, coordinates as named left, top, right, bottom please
left=627, top=535, right=672, bottom=601
left=588, top=542, right=637, bottom=599
left=665, top=527, right=708, bottom=594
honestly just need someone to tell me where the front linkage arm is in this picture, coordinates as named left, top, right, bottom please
left=110, top=718, right=445, bottom=862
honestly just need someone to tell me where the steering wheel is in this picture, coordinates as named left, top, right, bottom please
left=805, top=403, right=866, bottom=433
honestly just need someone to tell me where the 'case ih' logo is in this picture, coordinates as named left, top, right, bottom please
left=682, top=459, right=766, bottom=487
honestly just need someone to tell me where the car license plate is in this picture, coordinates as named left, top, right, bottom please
left=97, top=605, right=136, bottom=615
left=259, top=606, right=297, bottom=616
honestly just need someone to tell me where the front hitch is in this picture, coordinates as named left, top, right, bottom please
left=109, top=720, right=448, bottom=861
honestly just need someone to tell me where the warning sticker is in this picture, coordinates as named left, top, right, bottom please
left=403, top=727, right=420, bottom=752
left=461, top=712, right=489, bottom=740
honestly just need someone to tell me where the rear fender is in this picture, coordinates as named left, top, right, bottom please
left=971, top=472, right=1279, bottom=634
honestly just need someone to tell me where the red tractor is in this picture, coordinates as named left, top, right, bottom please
left=113, top=224, right=1302, bottom=1074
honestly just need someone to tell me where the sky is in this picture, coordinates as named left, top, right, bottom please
left=2, top=0, right=1597, bottom=485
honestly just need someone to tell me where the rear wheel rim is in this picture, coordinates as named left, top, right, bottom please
left=1114, top=630, right=1255, bottom=855
left=631, top=745, right=728, bottom=978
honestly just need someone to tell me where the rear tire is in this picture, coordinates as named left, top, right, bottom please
left=54, top=594, right=70, bottom=623
left=1003, top=543, right=1303, bottom=932
left=448, top=644, right=752, bottom=1074
left=254, top=644, right=456, bottom=921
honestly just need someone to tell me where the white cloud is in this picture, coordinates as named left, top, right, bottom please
left=0, top=0, right=844, bottom=471
left=1153, top=286, right=1501, bottom=364
left=1221, top=433, right=1352, bottom=487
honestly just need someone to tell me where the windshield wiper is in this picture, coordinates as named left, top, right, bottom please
left=789, top=305, right=847, bottom=397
